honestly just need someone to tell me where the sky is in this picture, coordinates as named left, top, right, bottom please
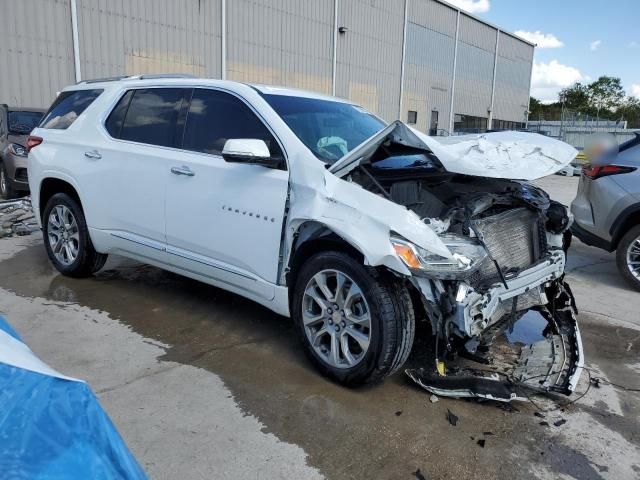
left=447, top=0, right=640, bottom=103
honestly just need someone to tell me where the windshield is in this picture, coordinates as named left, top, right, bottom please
left=263, top=94, right=385, bottom=163
left=8, top=111, right=43, bottom=134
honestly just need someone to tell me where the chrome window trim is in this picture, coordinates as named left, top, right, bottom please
left=98, top=85, right=289, bottom=170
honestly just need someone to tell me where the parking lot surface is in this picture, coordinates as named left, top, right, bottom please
left=1, top=175, right=639, bottom=480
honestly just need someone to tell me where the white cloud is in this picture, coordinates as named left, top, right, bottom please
left=514, top=30, right=563, bottom=48
left=629, top=41, right=639, bottom=48
left=531, top=60, right=583, bottom=102
left=631, top=84, right=640, bottom=99
left=590, top=40, right=601, bottom=51
left=446, top=0, right=490, bottom=13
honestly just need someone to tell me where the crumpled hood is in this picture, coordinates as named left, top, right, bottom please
left=329, top=121, right=577, bottom=181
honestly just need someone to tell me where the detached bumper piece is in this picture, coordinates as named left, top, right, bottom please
left=406, top=281, right=584, bottom=403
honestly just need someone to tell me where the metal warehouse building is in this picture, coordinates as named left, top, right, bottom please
left=0, top=0, right=534, bottom=134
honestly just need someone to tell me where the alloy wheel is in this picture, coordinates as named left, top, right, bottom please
left=47, top=205, right=80, bottom=266
left=626, top=236, right=640, bottom=280
left=302, top=269, right=371, bottom=369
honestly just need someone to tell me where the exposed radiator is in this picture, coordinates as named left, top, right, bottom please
left=470, top=208, right=544, bottom=289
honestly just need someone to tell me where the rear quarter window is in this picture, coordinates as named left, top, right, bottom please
left=39, top=89, right=103, bottom=130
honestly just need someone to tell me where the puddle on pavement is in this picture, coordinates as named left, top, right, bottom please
left=505, top=310, right=548, bottom=344
left=1, top=244, right=638, bottom=479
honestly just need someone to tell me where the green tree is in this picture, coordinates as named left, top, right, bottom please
left=587, top=76, right=625, bottom=114
left=559, top=82, right=590, bottom=112
left=618, top=96, right=640, bottom=128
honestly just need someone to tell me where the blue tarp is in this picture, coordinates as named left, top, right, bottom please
left=0, top=315, right=147, bottom=479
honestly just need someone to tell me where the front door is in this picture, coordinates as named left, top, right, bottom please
left=165, top=88, right=289, bottom=300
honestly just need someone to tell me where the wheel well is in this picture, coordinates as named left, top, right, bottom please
left=39, top=178, right=82, bottom=220
left=611, top=208, right=640, bottom=249
left=286, top=224, right=364, bottom=299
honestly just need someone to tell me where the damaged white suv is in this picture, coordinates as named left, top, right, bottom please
left=28, top=76, right=583, bottom=401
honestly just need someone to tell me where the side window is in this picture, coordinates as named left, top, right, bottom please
left=40, top=89, right=103, bottom=129
left=120, top=88, right=187, bottom=148
left=105, top=90, right=134, bottom=138
left=182, top=89, right=283, bottom=158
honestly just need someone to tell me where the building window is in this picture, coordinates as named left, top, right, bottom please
left=453, top=114, right=488, bottom=134
left=492, top=119, right=525, bottom=131
left=407, top=110, right=417, bottom=124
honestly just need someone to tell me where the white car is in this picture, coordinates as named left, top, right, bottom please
left=28, top=75, right=583, bottom=400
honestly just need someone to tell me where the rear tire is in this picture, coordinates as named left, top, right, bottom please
left=616, top=225, right=640, bottom=291
left=292, top=251, right=415, bottom=386
left=43, top=193, right=107, bottom=278
left=0, top=161, right=17, bottom=199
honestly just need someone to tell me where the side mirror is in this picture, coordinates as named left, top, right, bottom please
left=221, top=139, right=280, bottom=167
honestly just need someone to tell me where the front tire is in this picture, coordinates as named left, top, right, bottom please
left=43, top=193, right=107, bottom=277
left=292, top=251, right=415, bottom=385
left=616, top=225, right=640, bottom=291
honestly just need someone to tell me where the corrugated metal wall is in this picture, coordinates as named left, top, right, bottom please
left=76, top=0, right=222, bottom=80
left=493, top=33, right=534, bottom=123
left=452, top=14, right=496, bottom=120
left=227, top=0, right=333, bottom=94
left=0, top=0, right=534, bottom=130
left=335, top=0, right=405, bottom=121
left=402, top=0, right=456, bottom=131
left=0, top=0, right=75, bottom=108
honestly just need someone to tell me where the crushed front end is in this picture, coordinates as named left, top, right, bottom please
left=400, top=185, right=584, bottom=401
left=338, top=123, right=584, bottom=402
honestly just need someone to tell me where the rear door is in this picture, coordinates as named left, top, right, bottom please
left=165, top=88, right=289, bottom=300
left=84, top=87, right=190, bottom=261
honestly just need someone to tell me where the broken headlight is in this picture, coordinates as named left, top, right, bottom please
left=391, top=234, right=487, bottom=276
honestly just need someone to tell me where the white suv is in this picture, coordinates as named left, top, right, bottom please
left=28, top=75, right=583, bottom=399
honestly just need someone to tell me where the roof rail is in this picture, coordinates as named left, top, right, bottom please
left=137, top=73, right=197, bottom=80
left=76, top=75, right=130, bottom=85
left=76, top=73, right=197, bottom=85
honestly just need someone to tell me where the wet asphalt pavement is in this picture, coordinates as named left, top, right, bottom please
left=1, top=175, right=639, bottom=479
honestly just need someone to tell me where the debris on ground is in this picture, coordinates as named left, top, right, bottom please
left=483, top=431, right=494, bottom=436
left=534, top=412, right=545, bottom=418
left=446, top=409, right=458, bottom=426
left=395, top=410, right=403, bottom=416
left=540, top=421, right=550, bottom=427
left=0, top=198, right=38, bottom=238
left=412, top=468, right=427, bottom=480
left=429, top=395, right=438, bottom=404
left=553, top=419, right=567, bottom=427
left=477, top=439, right=486, bottom=448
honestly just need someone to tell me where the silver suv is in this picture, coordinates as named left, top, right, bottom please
left=571, top=134, right=640, bottom=289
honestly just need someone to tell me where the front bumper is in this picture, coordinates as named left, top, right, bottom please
left=5, top=153, right=29, bottom=191
left=457, top=250, right=566, bottom=337
left=407, top=252, right=584, bottom=402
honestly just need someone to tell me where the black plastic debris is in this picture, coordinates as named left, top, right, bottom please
left=483, top=431, right=494, bottom=436
left=395, top=411, right=403, bottom=416
left=477, top=439, right=486, bottom=448
left=553, top=419, right=567, bottom=427
left=534, top=412, right=545, bottom=418
left=446, top=409, right=458, bottom=426
left=413, top=468, right=427, bottom=480
left=539, top=421, right=549, bottom=427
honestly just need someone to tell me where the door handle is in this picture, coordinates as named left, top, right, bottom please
left=84, top=150, right=102, bottom=160
left=171, top=166, right=195, bottom=177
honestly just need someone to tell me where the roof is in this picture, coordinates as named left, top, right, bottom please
left=69, top=74, right=354, bottom=104
left=434, top=0, right=536, bottom=47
